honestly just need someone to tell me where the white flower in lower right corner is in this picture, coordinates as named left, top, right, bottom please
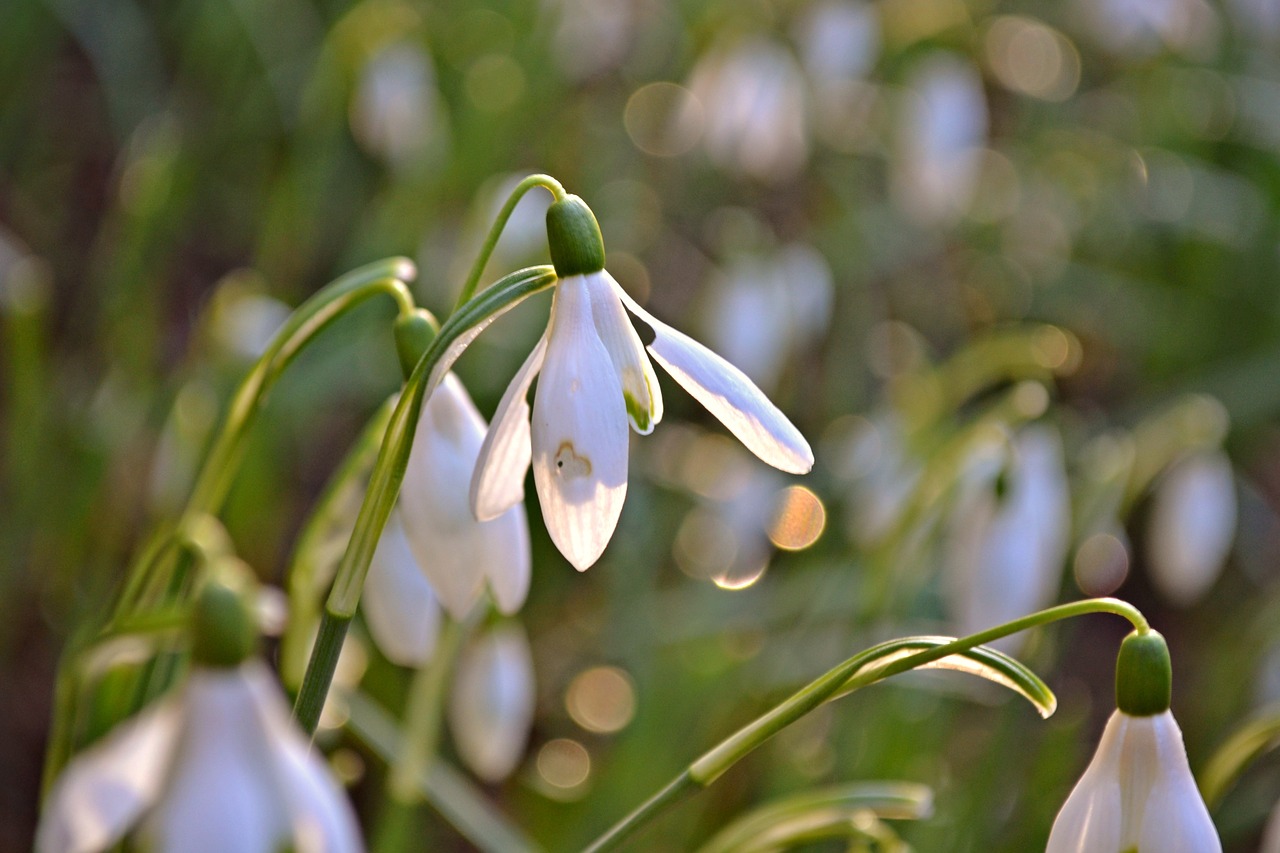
left=1047, top=709, right=1221, bottom=852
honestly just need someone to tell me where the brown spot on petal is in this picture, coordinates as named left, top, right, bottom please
left=555, top=442, right=593, bottom=478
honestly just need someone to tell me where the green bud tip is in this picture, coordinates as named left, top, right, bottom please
left=546, top=194, right=605, bottom=277
left=393, top=308, right=438, bottom=380
left=1115, top=629, right=1172, bottom=716
left=191, top=581, right=257, bottom=668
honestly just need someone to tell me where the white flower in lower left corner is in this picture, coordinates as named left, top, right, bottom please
left=37, top=661, right=363, bottom=853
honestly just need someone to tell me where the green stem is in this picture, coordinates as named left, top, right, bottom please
left=581, top=597, right=1148, bottom=852
left=294, top=266, right=557, bottom=734
left=454, top=174, right=565, bottom=310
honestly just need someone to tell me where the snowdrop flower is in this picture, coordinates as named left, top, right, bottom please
left=945, top=426, right=1070, bottom=649
left=399, top=372, right=531, bottom=619
left=469, top=194, right=814, bottom=570
left=37, top=584, right=362, bottom=853
left=1048, top=630, right=1221, bottom=852
left=1145, top=449, right=1236, bottom=606
left=361, top=510, right=440, bottom=667
left=447, top=622, right=535, bottom=782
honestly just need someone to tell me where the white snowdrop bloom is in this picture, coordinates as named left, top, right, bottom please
left=361, top=510, right=440, bottom=667
left=945, top=426, right=1070, bottom=650
left=702, top=244, right=833, bottom=392
left=350, top=41, right=447, bottom=167
left=399, top=372, right=531, bottom=619
left=469, top=195, right=814, bottom=571
left=682, top=38, right=809, bottom=182
left=447, top=623, right=536, bottom=783
left=1145, top=449, right=1235, bottom=606
left=892, top=54, right=987, bottom=224
left=36, top=662, right=362, bottom=853
left=1047, top=709, right=1221, bottom=852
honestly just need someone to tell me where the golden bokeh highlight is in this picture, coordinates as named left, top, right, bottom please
left=566, top=666, right=636, bottom=734
left=768, top=486, right=827, bottom=551
left=536, top=738, right=591, bottom=791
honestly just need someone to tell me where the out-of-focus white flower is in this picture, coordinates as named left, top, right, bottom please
left=37, top=663, right=362, bottom=853
left=1047, top=709, right=1221, bottom=852
left=794, top=0, right=880, bottom=85
left=399, top=373, right=531, bottom=619
left=550, top=0, right=634, bottom=81
left=681, top=38, right=808, bottom=182
left=350, top=41, right=447, bottom=167
left=361, top=510, right=440, bottom=667
left=468, top=196, right=813, bottom=571
left=891, top=54, right=987, bottom=224
left=702, top=243, right=833, bottom=392
left=945, top=426, right=1070, bottom=649
left=1145, top=449, right=1236, bottom=606
left=447, top=623, right=536, bottom=782
left=840, top=414, right=922, bottom=547
left=1078, top=0, right=1221, bottom=59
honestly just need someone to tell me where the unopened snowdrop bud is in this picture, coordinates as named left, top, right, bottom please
left=393, top=308, right=437, bottom=379
left=1047, top=630, right=1221, bottom=853
left=1146, top=449, right=1236, bottom=606
left=546, top=194, right=606, bottom=277
left=447, top=623, right=536, bottom=783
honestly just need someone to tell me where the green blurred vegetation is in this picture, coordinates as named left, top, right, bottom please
left=4, top=0, right=1280, bottom=850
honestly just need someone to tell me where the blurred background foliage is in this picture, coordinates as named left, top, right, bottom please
left=3, top=0, right=1280, bottom=849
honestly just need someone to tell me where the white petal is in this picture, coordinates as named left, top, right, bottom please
left=362, top=510, right=440, bottom=667
left=471, top=335, right=546, bottom=521
left=607, top=275, right=813, bottom=475
left=144, top=668, right=292, bottom=853
left=477, top=504, right=531, bottom=615
left=587, top=271, right=663, bottom=434
left=1136, top=712, right=1222, bottom=853
left=1261, top=799, right=1280, bottom=853
left=531, top=276, right=630, bottom=570
left=1046, top=711, right=1126, bottom=853
left=241, top=665, right=364, bottom=853
left=1147, top=450, right=1236, bottom=606
left=447, top=624, right=535, bottom=782
left=36, top=699, right=182, bottom=853
left=399, top=374, right=492, bottom=619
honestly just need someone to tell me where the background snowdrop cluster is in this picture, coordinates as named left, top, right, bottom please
left=5, top=0, right=1280, bottom=849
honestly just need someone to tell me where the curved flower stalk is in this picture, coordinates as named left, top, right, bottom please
left=470, top=194, right=814, bottom=570
left=945, top=425, right=1070, bottom=650
left=1047, top=631, right=1220, bottom=853
left=1145, top=448, right=1236, bottom=606
left=38, top=585, right=362, bottom=853
left=399, top=372, right=531, bottom=618
left=446, top=622, right=536, bottom=783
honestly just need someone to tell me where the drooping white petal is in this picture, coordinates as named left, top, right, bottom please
left=36, top=699, right=182, bottom=853
left=606, top=275, right=813, bottom=475
left=241, top=664, right=364, bottom=853
left=361, top=510, right=440, bottom=667
left=1135, top=712, right=1222, bottom=852
left=400, top=373, right=494, bottom=618
left=1146, top=450, right=1236, bottom=606
left=471, top=335, right=547, bottom=521
left=143, top=668, right=292, bottom=853
left=1046, top=711, right=1125, bottom=853
left=447, top=624, right=536, bottom=783
left=476, top=504, right=531, bottom=615
left=587, top=271, right=663, bottom=434
left=532, top=276, right=629, bottom=571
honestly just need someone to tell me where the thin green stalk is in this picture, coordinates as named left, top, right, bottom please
left=454, top=174, right=565, bottom=309
left=581, top=598, right=1148, bottom=852
left=294, top=266, right=556, bottom=733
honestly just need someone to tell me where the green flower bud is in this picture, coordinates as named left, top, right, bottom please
left=546, top=194, right=605, bottom=277
left=191, top=581, right=257, bottom=668
left=1115, top=629, right=1172, bottom=716
left=393, top=308, right=438, bottom=380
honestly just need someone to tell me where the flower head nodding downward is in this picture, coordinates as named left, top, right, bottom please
left=1046, top=631, right=1221, bottom=853
left=37, top=583, right=363, bottom=853
left=469, top=194, right=814, bottom=571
